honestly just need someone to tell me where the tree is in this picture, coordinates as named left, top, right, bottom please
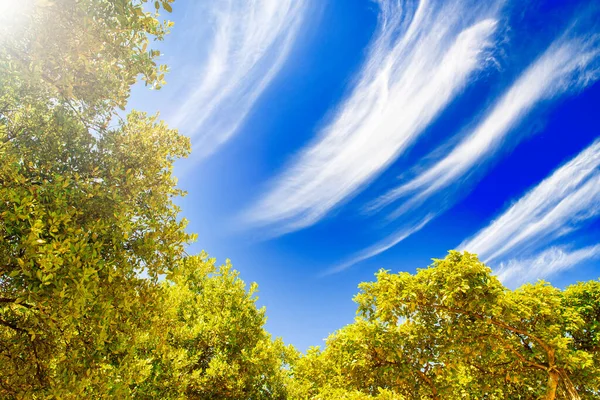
left=0, top=0, right=174, bottom=120
left=0, top=106, right=191, bottom=397
left=0, top=1, right=295, bottom=397
left=135, top=254, right=295, bottom=399
left=290, top=252, right=600, bottom=399
left=562, top=280, right=600, bottom=397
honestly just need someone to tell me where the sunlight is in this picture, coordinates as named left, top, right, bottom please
left=0, top=0, right=34, bottom=30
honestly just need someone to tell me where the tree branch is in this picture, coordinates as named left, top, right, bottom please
left=0, top=317, right=27, bottom=334
left=0, top=297, right=34, bottom=309
left=425, top=303, right=553, bottom=355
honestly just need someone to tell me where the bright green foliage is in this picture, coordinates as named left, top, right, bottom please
left=562, top=280, right=600, bottom=398
left=0, top=0, right=175, bottom=120
left=135, top=254, right=296, bottom=399
left=0, top=0, right=190, bottom=397
left=288, top=342, right=408, bottom=400
left=290, top=252, right=600, bottom=400
left=0, top=0, right=290, bottom=398
left=0, top=107, right=191, bottom=396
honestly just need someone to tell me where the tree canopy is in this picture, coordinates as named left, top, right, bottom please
left=290, top=252, right=600, bottom=399
left=0, top=0, right=289, bottom=398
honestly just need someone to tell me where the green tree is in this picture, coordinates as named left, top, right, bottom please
left=1, top=1, right=294, bottom=397
left=0, top=0, right=174, bottom=120
left=136, top=254, right=295, bottom=399
left=0, top=0, right=188, bottom=397
left=290, top=252, right=600, bottom=400
left=0, top=107, right=190, bottom=397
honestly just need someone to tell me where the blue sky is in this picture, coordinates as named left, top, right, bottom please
left=129, top=0, right=600, bottom=351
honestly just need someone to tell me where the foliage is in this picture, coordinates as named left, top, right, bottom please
left=135, top=254, right=295, bottom=399
left=0, top=0, right=175, bottom=120
left=290, top=252, right=600, bottom=400
left=0, top=0, right=290, bottom=398
left=0, top=105, right=190, bottom=396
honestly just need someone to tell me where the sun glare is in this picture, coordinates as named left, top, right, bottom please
left=0, top=0, right=34, bottom=30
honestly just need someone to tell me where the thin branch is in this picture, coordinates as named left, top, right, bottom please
left=487, top=333, right=547, bottom=371
left=0, top=298, right=34, bottom=309
left=0, top=318, right=27, bottom=334
left=426, top=303, right=553, bottom=354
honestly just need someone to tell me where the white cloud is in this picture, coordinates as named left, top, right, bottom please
left=245, top=0, right=500, bottom=234
left=460, top=138, right=600, bottom=262
left=323, top=215, right=434, bottom=275
left=170, top=0, right=306, bottom=158
left=337, top=32, right=600, bottom=272
left=496, top=244, right=600, bottom=287
left=371, top=35, right=600, bottom=218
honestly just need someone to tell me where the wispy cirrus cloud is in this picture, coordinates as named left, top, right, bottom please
left=370, top=34, right=600, bottom=218
left=245, top=0, right=501, bottom=234
left=336, top=32, right=600, bottom=273
left=460, top=138, right=600, bottom=264
left=495, top=244, right=600, bottom=287
left=170, top=0, right=306, bottom=159
left=323, top=215, right=435, bottom=275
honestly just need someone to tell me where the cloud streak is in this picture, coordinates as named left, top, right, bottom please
left=171, top=0, right=305, bottom=158
left=496, top=244, right=600, bottom=287
left=371, top=34, right=600, bottom=218
left=336, top=31, right=600, bottom=273
left=460, top=138, right=600, bottom=263
left=246, top=0, right=500, bottom=234
left=323, top=215, right=435, bottom=275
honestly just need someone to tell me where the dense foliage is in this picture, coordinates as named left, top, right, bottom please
left=290, top=252, right=600, bottom=399
left=0, top=1, right=598, bottom=399
left=143, top=254, right=295, bottom=399
left=0, top=0, right=288, bottom=398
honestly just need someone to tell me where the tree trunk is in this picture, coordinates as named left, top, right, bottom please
left=544, top=370, right=560, bottom=400
left=558, top=369, right=581, bottom=400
